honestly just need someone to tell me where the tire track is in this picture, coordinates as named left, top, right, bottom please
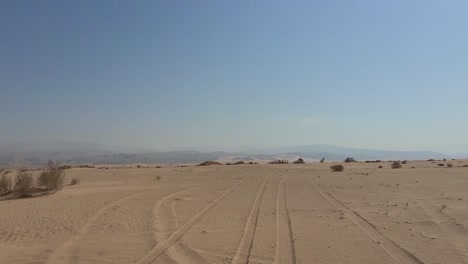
left=136, top=176, right=251, bottom=264
left=274, top=179, right=295, bottom=264
left=307, top=176, right=424, bottom=264
left=153, top=188, right=209, bottom=264
left=46, top=189, right=155, bottom=264
left=231, top=176, right=271, bottom=264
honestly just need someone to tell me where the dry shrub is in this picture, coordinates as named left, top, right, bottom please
left=38, top=160, right=65, bottom=191
left=234, top=161, right=245, bottom=165
left=331, top=164, right=344, bottom=172
left=447, top=163, right=453, bottom=168
left=15, top=170, right=34, bottom=197
left=198, top=161, right=221, bottom=166
left=391, top=161, right=402, bottom=169
left=0, top=175, right=12, bottom=195
left=437, top=163, right=444, bottom=167
left=269, top=159, right=289, bottom=164
left=293, top=158, right=305, bottom=164
left=378, top=165, right=383, bottom=169
left=344, top=157, right=356, bottom=163
left=70, top=178, right=80, bottom=185
left=402, top=160, right=408, bottom=164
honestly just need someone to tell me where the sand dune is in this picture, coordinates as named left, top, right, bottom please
left=1, top=161, right=468, bottom=263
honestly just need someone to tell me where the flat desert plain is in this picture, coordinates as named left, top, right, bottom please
left=1, top=161, right=468, bottom=264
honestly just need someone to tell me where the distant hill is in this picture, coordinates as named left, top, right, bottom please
left=0, top=142, right=461, bottom=167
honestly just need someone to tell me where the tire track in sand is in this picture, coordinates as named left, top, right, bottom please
left=307, top=176, right=424, bottom=264
left=231, top=176, right=271, bottom=264
left=47, top=189, right=156, bottom=264
left=153, top=188, right=209, bottom=264
left=136, top=176, right=251, bottom=264
left=273, top=178, right=295, bottom=264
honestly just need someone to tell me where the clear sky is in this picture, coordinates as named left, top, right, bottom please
left=1, top=0, right=468, bottom=153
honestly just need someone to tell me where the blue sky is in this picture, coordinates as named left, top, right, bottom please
left=1, top=0, right=468, bottom=153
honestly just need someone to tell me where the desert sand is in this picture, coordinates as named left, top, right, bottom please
left=1, top=161, right=468, bottom=264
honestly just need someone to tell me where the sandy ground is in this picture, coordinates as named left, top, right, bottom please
left=1, top=161, right=468, bottom=264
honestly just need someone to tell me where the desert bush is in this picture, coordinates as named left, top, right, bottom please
left=437, top=163, right=444, bottom=167
left=378, top=165, right=383, bottom=168
left=249, top=162, right=254, bottom=165
left=137, top=165, right=141, bottom=168
left=402, top=160, right=408, bottom=164
left=269, top=159, right=289, bottom=164
left=0, top=175, right=12, bottom=195
left=15, top=170, right=34, bottom=197
left=447, top=163, right=453, bottom=168
left=70, top=178, right=80, bottom=185
left=234, top=161, right=245, bottom=165
left=320, top=158, right=325, bottom=163
left=344, top=157, right=356, bottom=163
left=462, top=165, right=468, bottom=168
left=330, top=164, right=344, bottom=172
left=38, top=160, right=65, bottom=191
left=293, top=158, right=305, bottom=164
left=156, top=166, right=162, bottom=168
left=198, top=161, right=221, bottom=166
left=391, top=161, right=402, bottom=169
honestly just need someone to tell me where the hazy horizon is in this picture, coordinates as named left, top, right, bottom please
left=2, top=1, right=468, bottom=153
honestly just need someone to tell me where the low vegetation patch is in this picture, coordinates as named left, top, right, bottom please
left=391, top=161, right=402, bottom=169
left=293, top=158, right=305, bottom=164
left=269, top=159, right=289, bottom=164
left=344, top=157, right=356, bottom=163
left=0, top=175, right=12, bottom=196
left=234, top=161, right=245, bottom=165
left=447, top=163, right=453, bottom=168
left=330, top=164, right=344, bottom=172
left=15, top=170, right=34, bottom=197
left=38, top=160, right=65, bottom=191
left=70, top=178, right=80, bottom=185
left=437, top=163, right=444, bottom=167
left=198, top=161, right=221, bottom=166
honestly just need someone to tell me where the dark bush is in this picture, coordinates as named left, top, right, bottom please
left=391, top=161, right=402, bottom=169
left=234, top=161, right=245, bottom=165
left=344, top=157, right=356, bottom=163
left=330, top=164, right=344, bottom=172
left=293, top=158, right=305, bottom=164
left=70, top=178, right=80, bottom=185
left=269, top=159, right=289, bottom=164
left=198, top=161, right=221, bottom=166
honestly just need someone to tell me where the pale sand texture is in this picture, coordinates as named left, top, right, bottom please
left=1, top=161, right=467, bottom=263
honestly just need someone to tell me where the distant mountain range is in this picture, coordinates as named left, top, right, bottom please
left=0, top=142, right=464, bottom=167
